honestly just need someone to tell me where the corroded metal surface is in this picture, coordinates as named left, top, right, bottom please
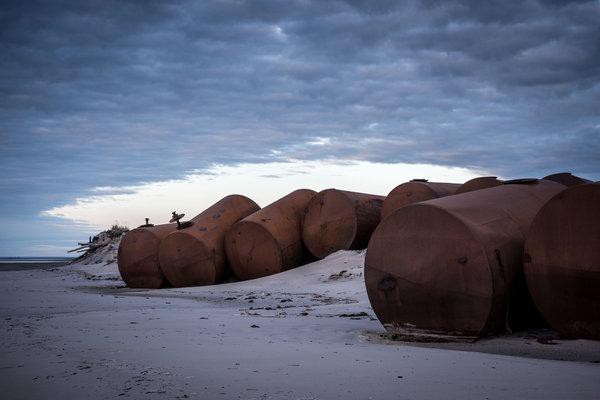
left=225, top=189, right=316, bottom=280
left=302, top=189, right=385, bottom=259
left=158, top=195, right=260, bottom=287
left=380, top=180, right=460, bottom=220
left=117, top=223, right=177, bottom=288
left=365, top=179, right=566, bottom=338
left=455, top=176, right=503, bottom=195
left=524, top=183, right=600, bottom=340
left=543, top=172, right=592, bottom=187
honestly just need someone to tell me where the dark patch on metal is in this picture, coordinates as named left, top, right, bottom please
left=176, top=221, right=194, bottom=230
left=378, top=276, right=396, bottom=292
left=503, top=178, right=538, bottom=185
left=494, top=249, right=506, bottom=280
left=457, top=256, right=468, bottom=264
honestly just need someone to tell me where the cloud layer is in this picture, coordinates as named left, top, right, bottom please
left=1, top=0, right=599, bottom=254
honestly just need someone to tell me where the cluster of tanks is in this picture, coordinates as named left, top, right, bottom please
left=117, top=172, right=599, bottom=341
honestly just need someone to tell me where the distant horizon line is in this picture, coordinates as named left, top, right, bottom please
left=0, top=256, right=75, bottom=260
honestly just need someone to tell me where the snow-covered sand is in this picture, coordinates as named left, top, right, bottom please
left=1, top=250, right=599, bottom=399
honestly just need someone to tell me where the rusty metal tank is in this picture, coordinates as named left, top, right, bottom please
left=158, top=195, right=260, bottom=287
left=524, top=183, right=600, bottom=340
left=365, top=179, right=566, bottom=339
left=224, top=189, right=316, bottom=280
left=302, top=189, right=385, bottom=259
left=455, top=176, right=503, bottom=195
left=117, top=222, right=177, bottom=288
left=380, top=180, right=460, bottom=220
left=543, top=172, right=591, bottom=187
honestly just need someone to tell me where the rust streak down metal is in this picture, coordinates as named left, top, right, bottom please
left=158, top=195, right=260, bottom=287
left=524, top=182, right=600, bottom=340
left=380, top=180, right=460, bottom=220
left=302, top=189, right=385, bottom=259
left=455, top=176, right=503, bottom=195
left=117, top=223, right=178, bottom=288
left=365, top=179, right=566, bottom=338
left=543, top=172, right=592, bottom=187
left=225, top=189, right=316, bottom=280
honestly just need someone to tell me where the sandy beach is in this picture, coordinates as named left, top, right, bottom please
left=1, top=251, right=599, bottom=399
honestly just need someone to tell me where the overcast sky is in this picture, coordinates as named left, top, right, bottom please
left=1, top=0, right=599, bottom=256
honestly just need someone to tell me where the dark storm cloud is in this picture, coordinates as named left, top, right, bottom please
left=1, top=0, right=599, bottom=253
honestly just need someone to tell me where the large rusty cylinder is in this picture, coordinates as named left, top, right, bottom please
left=224, top=189, right=317, bottom=280
left=117, top=223, right=178, bottom=288
left=524, top=183, right=600, bottom=340
left=455, top=176, right=503, bottom=195
left=365, top=179, right=566, bottom=339
left=158, top=195, right=260, bottom=287
left=543, top=172, right=592, bottom=187
left=301, top=189, right=385, bottom=259
left=380, top=180, right=460, bottom=220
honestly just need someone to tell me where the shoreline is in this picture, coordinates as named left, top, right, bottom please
left=0, top=261, right=71, bottom=272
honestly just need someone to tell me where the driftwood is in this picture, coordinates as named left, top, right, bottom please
left=69, top=225, right=129, bottom=254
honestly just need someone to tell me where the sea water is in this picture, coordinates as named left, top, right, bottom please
left=0, top=257, right=74, bottom=263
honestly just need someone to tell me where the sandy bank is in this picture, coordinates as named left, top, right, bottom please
left=1, top=251, right=599, bottom=399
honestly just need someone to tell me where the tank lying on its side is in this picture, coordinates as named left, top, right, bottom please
left=543, top=172, right=591, bottom=187
left=302, top=189, right=385, bottom=259
left=158, top=195, right=260, bottom=287
left=365, top=179, right=566, bottom=339
left=225, top=189, right=316, bottom=280
left=118, top=222, right=178, bottom=289
left=524, top=182, right=600, bottom=340
left=455, top=176, right=503, bottom=195
left=380, top=180, right=460, bottom=220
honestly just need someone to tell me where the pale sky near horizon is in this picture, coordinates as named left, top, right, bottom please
left=42, top=160, right=486, bottom=229
left=1, top=1, right=599, bottom=256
